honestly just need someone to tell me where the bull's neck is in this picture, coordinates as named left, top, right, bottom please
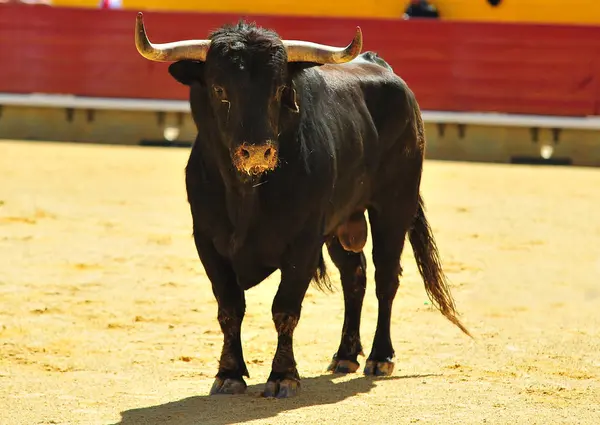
left=206, top=141, right=263, bottom=253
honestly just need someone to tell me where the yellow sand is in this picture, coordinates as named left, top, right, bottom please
left=1, top=140, right=599, bottom=425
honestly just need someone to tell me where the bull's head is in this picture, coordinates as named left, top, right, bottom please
left=135, top=13, right=362, bottom=178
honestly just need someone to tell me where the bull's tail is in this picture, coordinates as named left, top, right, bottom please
left=313, top=251, right=333, bottom=293
left=408, top=196, right=472, bottom=338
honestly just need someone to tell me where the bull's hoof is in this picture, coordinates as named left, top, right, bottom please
left=327, top=356, right=360, bottom=374
left=364, top=359, right=395, bottom=376
left=262, top=379, right=300, bottom=398
left=209, top=377, right=247, bottom=395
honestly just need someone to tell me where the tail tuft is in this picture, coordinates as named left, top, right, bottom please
left=409, top=196, right=472, bottom=338
left=312, top=251, right=334, bottom=293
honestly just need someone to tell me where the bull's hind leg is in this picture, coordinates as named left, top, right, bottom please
left=326, top=235, right=367, bottom=374
left=193, top=235, right=249, bottom=395
left=364, top=202, right=418, bottom=376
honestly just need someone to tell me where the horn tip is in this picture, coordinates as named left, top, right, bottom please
left=351, top=26, right=363, bottom=57
left=354, top=26, right=362, bottom=41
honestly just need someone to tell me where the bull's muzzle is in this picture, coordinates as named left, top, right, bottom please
left=233, top=142, right=278, bottom=176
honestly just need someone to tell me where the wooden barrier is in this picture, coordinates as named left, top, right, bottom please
left=2, top=5, right=600, bottom=117
left=2, top=6, right=599, bottom=166
left=2, top=93, right=600, bottom=167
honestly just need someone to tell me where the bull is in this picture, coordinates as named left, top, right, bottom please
left=135, top=13, right=471, bottom=398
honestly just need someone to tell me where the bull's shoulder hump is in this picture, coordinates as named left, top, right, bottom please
left=317, top=62, right=398, bottom=86
left=319, top=61, right=391, bottom=75
left=325, top=63, right=410, bottom=93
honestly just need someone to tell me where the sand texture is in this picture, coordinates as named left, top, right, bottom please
left=1, top=140, right=599, bottom=425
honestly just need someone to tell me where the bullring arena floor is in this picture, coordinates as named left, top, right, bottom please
left=1, top=139, right=599, bottom=425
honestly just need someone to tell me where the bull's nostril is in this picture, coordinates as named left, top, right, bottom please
left=264, top=148, right=273, bottom=159
left=240, top=148, right=250, bottom=159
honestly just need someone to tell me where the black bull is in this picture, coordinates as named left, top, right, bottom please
left=135, top=13, right=471, bottom=398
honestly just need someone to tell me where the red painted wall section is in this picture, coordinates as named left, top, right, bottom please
left=2, top=5, right=600, bottom=116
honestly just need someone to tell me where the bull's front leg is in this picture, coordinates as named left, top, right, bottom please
left=262, top=240, right=322, bottom=398
left=193, top=234, right=249, bottom=395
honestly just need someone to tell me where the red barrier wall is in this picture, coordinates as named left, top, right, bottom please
left=2, top=5, right=600, bottom=116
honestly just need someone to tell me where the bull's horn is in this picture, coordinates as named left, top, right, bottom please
left=135, top=12, right=211, bottom=62
left=283, top=27, right=363, bottom=64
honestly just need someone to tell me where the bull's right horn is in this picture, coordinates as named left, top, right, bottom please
left=283, top=27, right=363, bottom=64
left=135, top=12, right=211, bottom=62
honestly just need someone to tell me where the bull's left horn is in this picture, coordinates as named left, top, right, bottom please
left=135, top=12, right=211, bottom=62
left=283, top=27, right=363, bottom=64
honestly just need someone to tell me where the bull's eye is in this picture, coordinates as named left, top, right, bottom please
left=212, top=85, right=226, bottom=100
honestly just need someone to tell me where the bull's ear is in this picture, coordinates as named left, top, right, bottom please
left=283, top=62, right=320, bottom=113
left=281, top=85, right=299, bottom=113
left=168, top=61, right=206, bottom=86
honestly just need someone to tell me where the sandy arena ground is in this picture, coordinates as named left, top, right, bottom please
left=1, top=139, right=599, bottom=425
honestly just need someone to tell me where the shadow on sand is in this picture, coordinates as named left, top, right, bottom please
left=112, top=372, right=437, bottom=425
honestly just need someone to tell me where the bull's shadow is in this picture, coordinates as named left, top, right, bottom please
left=112, top=372, right=437, bottom=425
